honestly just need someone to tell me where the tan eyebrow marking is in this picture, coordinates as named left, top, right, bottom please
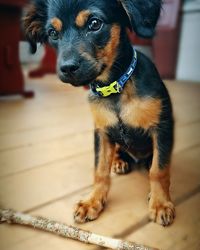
left=51, top=17, right=63, bottom=31
left=75, top=10, right=91, bottom=27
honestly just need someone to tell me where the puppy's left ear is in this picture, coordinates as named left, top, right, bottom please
left=23, top=0, right=48, bottom=53
left=119, top=0, right=162, bottom=38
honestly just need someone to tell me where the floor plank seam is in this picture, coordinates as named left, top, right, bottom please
left=177, top=119, right=200, bottom=128
left=112, top=185, right=200, bottom=239
left=0, top=113, right=90, bottom=136
left=0, top=129, right=92, bottom=153
left=174, top=143, right=200, bottom=155
left=12, top=184, right=200, bottom=250
left=0, top=149, right=93, bottom=179
left=22, top=174, right=124, bottom=213
left=1, top=142, right=199, bottom=180
left=23, top=184, right=92, bottom=214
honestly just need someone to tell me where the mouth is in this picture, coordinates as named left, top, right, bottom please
left=58, top=63, right=106, bottom=87
left=58, top=73, right=98, bottom=87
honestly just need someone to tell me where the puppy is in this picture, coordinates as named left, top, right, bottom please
left=23, top=0, right=175, bottom=226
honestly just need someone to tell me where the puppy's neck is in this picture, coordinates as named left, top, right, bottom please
left=93, top=37, right=133, bottom=88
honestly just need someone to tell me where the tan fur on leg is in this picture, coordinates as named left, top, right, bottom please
left=74, top=131, right=115, bottom=223
left=148, top=134, right=175, bottom=226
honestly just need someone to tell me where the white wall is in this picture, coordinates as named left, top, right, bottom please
left=176, top=0, right=200, bottom=82
left=19, top=42, right=44, bottom=64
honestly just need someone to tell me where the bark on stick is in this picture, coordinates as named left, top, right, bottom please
left=0, top=209, right=158, bottom=250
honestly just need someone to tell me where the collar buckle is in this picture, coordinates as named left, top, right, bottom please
left=96, top=81, right=122, bottom=97
left=91, top=48, right=137, bottom=97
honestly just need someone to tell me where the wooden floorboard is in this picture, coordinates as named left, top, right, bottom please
left=0, top=146, right=200, bottom=249
left=0, top=77, right=200, bottom=250
left=0, top=130, right=93, bottom=177
left=0, top=118, right=199, bottom=178
left=126, top=193, right=200, bottom=250
left=0, top=112, right=92, bottom=151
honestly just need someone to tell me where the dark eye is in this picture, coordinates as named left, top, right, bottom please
left=88, top=18, right=103, bottom=31
left=48, top=29, right=59, bottom=40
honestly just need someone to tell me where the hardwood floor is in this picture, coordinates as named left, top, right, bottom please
left=0, top=75, right=200, bottom=250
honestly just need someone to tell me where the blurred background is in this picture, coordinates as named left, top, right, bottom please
left=1, top=0, right=200, bottom=97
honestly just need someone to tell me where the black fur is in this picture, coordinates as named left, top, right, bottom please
left=23, top=0, right=175, bottom=225
left=107, top=124, right=153, bottom=158
left=119, top=0, right=162, bottom=38
left=94, top=129, right=100, bottom=167
left=23, top=0, right=173, bottom=168
left=23, top=0, right=48, bottom=53
left=23, top=0, right=161, bottom=84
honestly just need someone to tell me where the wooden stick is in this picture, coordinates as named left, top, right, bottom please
left=0, top=209, right=158, bottom=250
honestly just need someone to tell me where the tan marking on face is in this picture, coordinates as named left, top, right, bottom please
left=51, top=17, right=63, bottom=32
left=79, top=45, right=102, bottom=73
left=90, top=102, right=118, bottom=129
left=75, top=10, right=91, bottom=27
left=79, top=46, right=96, bottom=65
left=81, top=51, right=94, bottom=62
left=96, top=25, right=121, bottom=82
left=120, top=95, right=161, bottom=130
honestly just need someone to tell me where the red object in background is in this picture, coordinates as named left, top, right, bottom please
left=153, top=0, right=181, bottom=79
left=0, top=0, right=181, bottom=97
left=0, top=0, right=34, bottom=97
left=127, top=29, right=152, bottom=47
left=29, top=46, right=56, bottom=78
left=128, top=0, right=182, bottom=79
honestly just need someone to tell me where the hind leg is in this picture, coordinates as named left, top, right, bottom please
left=112, top=144, right=133, bottom=174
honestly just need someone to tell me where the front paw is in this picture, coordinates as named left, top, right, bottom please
left=74, top=198, right=105, bottom=223
left=149, top=199, right=175, bottom=226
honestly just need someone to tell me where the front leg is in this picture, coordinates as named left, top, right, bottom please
left=149, top=131, right=175, bottom=226
left=74, top=129, right=115, bottom=223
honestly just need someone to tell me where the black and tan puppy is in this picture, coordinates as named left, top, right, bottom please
left=23, top=0, right=175, bottom=226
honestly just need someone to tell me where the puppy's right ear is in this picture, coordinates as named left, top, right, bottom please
left=119, top=0, right=162, bottom=38
left=23, top=0, right=48, bottom=53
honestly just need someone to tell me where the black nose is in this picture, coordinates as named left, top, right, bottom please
left=60, top=60, right=80, bottom=75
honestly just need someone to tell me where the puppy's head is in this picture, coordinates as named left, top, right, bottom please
left=23, top=0, right=161, bottom=86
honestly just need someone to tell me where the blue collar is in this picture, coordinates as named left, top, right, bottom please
left=90, top=48, right=137, bottom=97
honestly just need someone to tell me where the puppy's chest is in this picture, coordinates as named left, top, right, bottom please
left=90, top=96, right=161, bottom=131
left=90, top=97, right=161, bottom=152
left=106, top=121, right=153, bottom=155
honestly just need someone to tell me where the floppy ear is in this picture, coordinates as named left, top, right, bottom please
left=23, top=0, right=48, bottom=53
left=119, top=0, right=162, bottom=38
